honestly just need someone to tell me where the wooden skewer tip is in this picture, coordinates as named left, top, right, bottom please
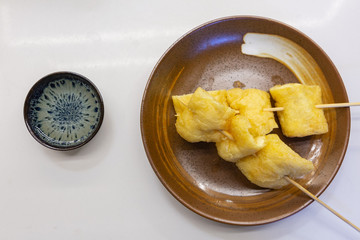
left=264, top=102, right=360, bottom=111
left=284, top=176, right=360, bottom=232
left=219, top=130, right=234, bottom=141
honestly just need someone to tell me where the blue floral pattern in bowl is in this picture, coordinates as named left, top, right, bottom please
left=24, top=72, right=104, bottom=150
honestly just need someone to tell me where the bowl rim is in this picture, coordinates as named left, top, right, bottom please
left=140, top=15, right=351, bottom=225
left=24, top=71, right=105, bottom=151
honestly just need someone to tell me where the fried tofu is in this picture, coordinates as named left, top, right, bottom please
left=216, top=115, right=266, bottom=162
left=236, top=134, right=314, bottom=189
left=172, top=87, right=236, bottom=142
left=270, top=83, right=328, bottom=137
left=227, top=88, right=278, bottom=136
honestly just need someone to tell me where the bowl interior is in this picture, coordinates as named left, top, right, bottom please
left=24, top=72, right=104, bottom=151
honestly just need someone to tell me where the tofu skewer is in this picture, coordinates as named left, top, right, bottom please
left=263, top=83, right=358, bottom=137
left=268, top=83, right=329, bottom=137
left=285, top=176, right=360, bottom=232
left=237, top=134, right=360, bottom=232
left=173, top=87, right=359, bottom=232
left=242, top=33, right=360, bottom=113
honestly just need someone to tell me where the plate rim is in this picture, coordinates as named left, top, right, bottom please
left=140, top=15, right=351, bottom=225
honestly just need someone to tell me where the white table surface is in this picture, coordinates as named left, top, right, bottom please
left=1, top=0, right=359, bottom=239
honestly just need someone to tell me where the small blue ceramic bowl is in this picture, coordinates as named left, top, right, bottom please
left=24, top=72, right=104, bottom=151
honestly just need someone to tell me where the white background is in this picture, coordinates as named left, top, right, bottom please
left=1, top=0, right=359, bottom=239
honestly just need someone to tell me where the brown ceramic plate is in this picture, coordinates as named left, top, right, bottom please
left=140, top=16, right=350, bottom=225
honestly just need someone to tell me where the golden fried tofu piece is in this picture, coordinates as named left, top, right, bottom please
left=172, top=87, right=236, bottom=142
left=269, top=83, right=328, bottom=137
left=172, top=94, right=192, bottom=114
left=227, top=88, right=278, bottom=136
left=216, top=115, right=266, bottom=162
left=172, top=89, right=228, bottom=113
left=236, top=134, right=314, bottom=189
left=172, top=90, right=229, bottom=113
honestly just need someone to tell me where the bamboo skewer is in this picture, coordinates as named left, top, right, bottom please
left=264, top=102, right=360, bottom=112
left=315, top=102, right=360, bottom=109
left=219, top=130, right=234, bottom=141
left=264, top=107, right=284, bottom=112
left=284, top=176, right=360, bottom=232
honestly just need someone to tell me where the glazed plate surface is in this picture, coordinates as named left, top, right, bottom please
left=140, top=16, right=350, bottom=225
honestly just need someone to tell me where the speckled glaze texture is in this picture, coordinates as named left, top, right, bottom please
left=140, top=16, right=350, bottom=225
left=24, top=72, right=104, bottom=150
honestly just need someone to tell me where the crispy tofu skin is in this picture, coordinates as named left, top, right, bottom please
left=236, top=134, right=314, bottom=189
left=216, top=115, right=266, bottom=162
left=172, top=90, right=228, bottom=114
left=270, top=83, right=328, bottom=137
left=227, top=88, right=278, bottom=136
left=172, top=87, right=236, bottom=142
